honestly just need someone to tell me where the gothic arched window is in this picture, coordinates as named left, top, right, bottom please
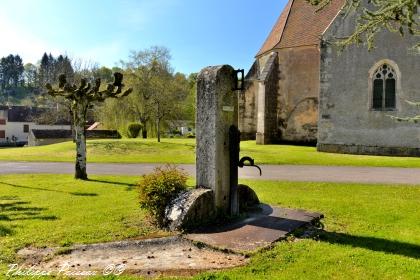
left=372, top=63, right=397, bottom=110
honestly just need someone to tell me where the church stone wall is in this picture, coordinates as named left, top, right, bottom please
left=239, top=61, right=258, bottom=140
left=240, top=45, right=321, bottom=144
left=276, top=46, right=319, bottom=143
left=318, top=13, right=420, bottom=156
left=255, top=52, right=279, bottom=144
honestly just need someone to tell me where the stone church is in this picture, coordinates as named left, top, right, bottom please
left=239, top=0, right=419, bottom=156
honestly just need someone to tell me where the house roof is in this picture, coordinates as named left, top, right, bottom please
left=7, top=106, right=46, bottom=122
left=257, top=0, right=345, bottom=57
left=31, top=129, right=72, bottom=139
left=31, top=129, right=121, bottom=139
left=0, top=106, right=71, bottom=125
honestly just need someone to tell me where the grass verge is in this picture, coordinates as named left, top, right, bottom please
left=0, top=138, right=420, bottom=168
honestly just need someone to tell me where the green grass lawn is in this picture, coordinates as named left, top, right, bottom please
left=198, top=180, right=420, bottom=280
left=1, top=138, right=420, bottom=168
left=0, top=174, right=419, bottom=279
left=0, top=175, right=165, bottom=267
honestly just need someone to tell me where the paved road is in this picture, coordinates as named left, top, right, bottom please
left=0, top=162, right=419, bottom=185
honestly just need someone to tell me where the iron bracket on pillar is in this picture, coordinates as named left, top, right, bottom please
left=229, top=125, right=262, bottom=215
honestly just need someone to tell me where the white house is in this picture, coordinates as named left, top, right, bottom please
left=0, top=106, right=71, bottom=146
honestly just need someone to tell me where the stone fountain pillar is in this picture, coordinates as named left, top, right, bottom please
left=196, top=65, right=238, bottom=214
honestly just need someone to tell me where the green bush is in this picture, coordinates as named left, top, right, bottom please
left=138, top=165, right=188, bottom=226
left=186, top=132, right=195, bottom=138
left=127, top=123, right=142, bottom=138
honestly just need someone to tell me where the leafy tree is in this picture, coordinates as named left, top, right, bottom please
left=0, top=54, right=24, bottom=89
left=24, top=63, right=38, bottom=89
left=0, top=54, right=25, bottom=104
left=93, top=66, right=114, bottom=83
left=121, top=47, right=194, bottom=142
left=36, top=54, right=77, bottom=125
left=38, top=53, right=74, bottom=88
left=308, top=0, right=419, bottom=50
left=95, top=47, right=193, bottom=140
left=163, top=72, right=196, bottom=135
left=55, top=55, right=74, bottom=83
left=39, top=52, right=52, bottom=87
left=121, top=46, right=173, bottom=139
left=149, top=67, right=177, bottom=142
left=185, top=73, right=198, bottom=122
left=96, top=97, right=134, bottom=135
left=11, top=55, right=24, bottom=87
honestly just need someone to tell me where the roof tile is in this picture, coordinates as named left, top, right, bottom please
left=257, top=0, right=293, bottom=56
left=257, top=0, right=344, bottom=56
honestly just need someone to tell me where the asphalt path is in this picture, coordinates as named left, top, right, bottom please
left=0, top=162, right=419, bottom=185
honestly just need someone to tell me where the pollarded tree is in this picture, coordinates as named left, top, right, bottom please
left=46, top=73, right=132, bottom=180
left=308, top=0, right=419, bottom=50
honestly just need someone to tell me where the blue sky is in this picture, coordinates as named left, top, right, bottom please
left=0, top=0, right=287, bottom=74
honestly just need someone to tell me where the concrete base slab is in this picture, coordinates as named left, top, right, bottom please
left=185, top=205, right=323, bottom=253
left=18, top=237, right=248, bottom=277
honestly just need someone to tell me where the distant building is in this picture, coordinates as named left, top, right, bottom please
left=168, top=120, right=195, bottom=136
left=0, top=106, right=71, bottom=146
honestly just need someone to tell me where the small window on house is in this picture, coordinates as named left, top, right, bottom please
left=0, top=119, right=5, bottom=125
left=23, top=124, right=29, bottom=133
left=371, top=63, right=397, bottom=110
left=0, top=130, right=5, bottom=138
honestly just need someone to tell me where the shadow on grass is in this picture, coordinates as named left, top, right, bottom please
left=318, top=230, right=420, bottom=260
left=87, top=179, right=137, bottom=191
left=0, top=225, right=13, bottom=236
left=0, top=196, right=58, bottom=235
left=0, top=181, right=98, bottom=197
left=70, top=192, right=98, bottom=197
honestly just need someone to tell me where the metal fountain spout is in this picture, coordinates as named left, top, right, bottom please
left=238, top=156, right=262, bottom=176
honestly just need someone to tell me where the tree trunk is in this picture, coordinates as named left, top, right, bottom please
left=74, top=105, right=88, bottom=180
left=70, top=108, right=75, bottom=143
left=157, top=119, right=161, bottom=143
left=140, top=116, right=148, bottom=139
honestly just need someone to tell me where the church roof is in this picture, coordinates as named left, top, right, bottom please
left=257, top=0, right=345, bottom=57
